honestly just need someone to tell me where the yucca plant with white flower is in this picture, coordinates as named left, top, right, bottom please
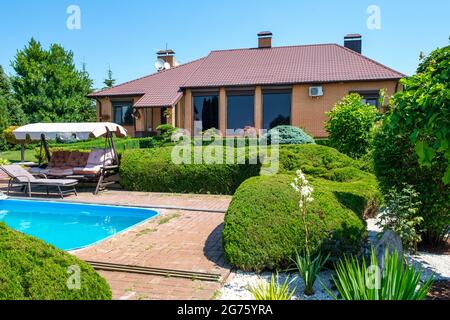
left=290, top=170, right=329, bottom=296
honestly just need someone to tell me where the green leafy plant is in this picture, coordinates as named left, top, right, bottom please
left=328, top=249, right=434, bottom=300
left=292, top=251, right=329, bottom=296
left=374, top=49, right=450, bottom=246
left=248, top=273, right=296, bottom=300
left=325, top=93, right=380, bottom=158
left=263, top=125, right=315, bottom=145
left=377, top=184, right=423, bottom=252
left=0, top=158, right=10, bottom=165
left=392, top=45, right=450, bottom=185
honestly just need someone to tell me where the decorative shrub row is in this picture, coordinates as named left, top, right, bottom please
left=0, top=223, right=111, bottom=300
left=119, top=147, right=262, bottom=195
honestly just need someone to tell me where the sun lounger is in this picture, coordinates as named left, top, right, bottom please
left=0, top=164, right=78, bottom=198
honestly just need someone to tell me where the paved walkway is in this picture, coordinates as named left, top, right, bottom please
left=0, top=185, right=233, bottom=300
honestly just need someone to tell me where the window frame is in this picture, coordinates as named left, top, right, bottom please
left=226, top=90, right=255, bottom=131
left=262, top=89, right=292, bottom=130
left=112, top=101, right=134, bottom=126
left=192, top=93, right=220, bottom=131
left=350, top=90, right=381, bottom=108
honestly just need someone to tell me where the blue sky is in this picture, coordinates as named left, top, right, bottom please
left=1, top=0, right=449, bottom=89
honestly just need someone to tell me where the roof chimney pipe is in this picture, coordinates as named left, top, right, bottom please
left=258, top=31, right=273, bottom=49
left=344, top=34, right=362, bottom=54
left=157, top=49, right=176, bottom=68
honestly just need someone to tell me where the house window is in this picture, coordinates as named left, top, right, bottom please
left=193, top=95, right=219, bottom=131
left=352, top=90, right=381, bottom=108
left=262, top=90, right=292, bottom=130
left=227, top=91, right=255, bottom=131
left=113, top=102, right=134, bottom=125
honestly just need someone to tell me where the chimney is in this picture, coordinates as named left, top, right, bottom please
left=344, top=34, right=362, bottom=54
left=157, top=49, right=176, bottom=68
left=258, top=31, right=273, bottom=49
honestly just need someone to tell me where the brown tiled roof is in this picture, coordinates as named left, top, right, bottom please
left=89, top=43, right=405, bottom=107
left=88, top=58, right=205, bottom=107
left=182, top=44, right=405, bottom=88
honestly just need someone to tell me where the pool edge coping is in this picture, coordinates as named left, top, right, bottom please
left=5, top=196, right=227, bottom=213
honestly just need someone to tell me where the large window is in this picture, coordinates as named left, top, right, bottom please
left=113, top=102, right=134, bottom=125
left=227, top=92, right=254, bottom=131
left=193, top=95, right=219, bottom=131
left=262, top=90, right=292, bottom=130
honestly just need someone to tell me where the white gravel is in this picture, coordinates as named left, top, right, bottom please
left=366, top=218, right=450, bottom=280
left=220, top=270, right=336, bottom=301
left=219, top=217, right=449, bottom=300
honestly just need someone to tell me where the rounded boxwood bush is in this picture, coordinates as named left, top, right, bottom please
left=0, top=223, right=111, bottom=300
left=223, top=174, right=373, bottom=271
left=120, top=147, right=261, bottom=195
left=263, top=126, right=315, bottom=145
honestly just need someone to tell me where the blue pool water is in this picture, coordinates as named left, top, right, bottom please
left=0, top=199, right=159, bottom=251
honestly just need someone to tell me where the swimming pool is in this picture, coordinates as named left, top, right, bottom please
left=0, top=199, right=159, bottom=251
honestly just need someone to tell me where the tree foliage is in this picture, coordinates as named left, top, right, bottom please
left=325, top=93, right=380, bottom=159
left=0, top=65, right=27, bottom=150
left=391, top=44, right=450, bottom=184
left=373, top=44, right=450, bottom=245
left=103, top=65, right=116, bottom=88
left=10, top=38, right=96, bottom=123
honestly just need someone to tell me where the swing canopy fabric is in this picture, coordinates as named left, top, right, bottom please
left=13, top=122, right=127, bottom=142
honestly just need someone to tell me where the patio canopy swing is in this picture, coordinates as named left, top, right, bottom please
left=12, top=122, right=128, bottom=195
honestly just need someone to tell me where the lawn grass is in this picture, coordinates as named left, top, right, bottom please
left=0, top=149, right=36, bottom=163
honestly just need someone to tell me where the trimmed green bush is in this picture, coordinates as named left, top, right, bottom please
left=120, top=147, right=261, bottom=195
left=223, top=174, right=371, bottom=271
left=325, top=93, right=380, bottom=158
left=0, top=223, right=111, bottom=300
left=263, top=126, right=315, bottom=145
left=278, top=144, right=356, bottom=174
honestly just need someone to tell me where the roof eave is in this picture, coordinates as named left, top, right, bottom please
left=180, top=77, right=405, bottom=90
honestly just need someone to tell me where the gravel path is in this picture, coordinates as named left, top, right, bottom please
left=219, top=217, right=449, bottom=300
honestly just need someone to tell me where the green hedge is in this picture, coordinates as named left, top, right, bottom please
left=0, top=223, right=111, bottom=300
left=120, top=147, right=261, bottom=195
left=222, top=174, right=371, bottom=271
left=50, top=137, right=164, bottom=151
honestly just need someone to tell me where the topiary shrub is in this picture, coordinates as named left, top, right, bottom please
left=277, top=144, right=356, bottom=175
left=222, top=174, right=370, bottom=271
left=120, top=147, right=261, bottom=195
left=325, top=93, right=380, bottom=159
left=0, top=223, right=111, bottom=300
left=263, top=126, right=315, bottom=145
